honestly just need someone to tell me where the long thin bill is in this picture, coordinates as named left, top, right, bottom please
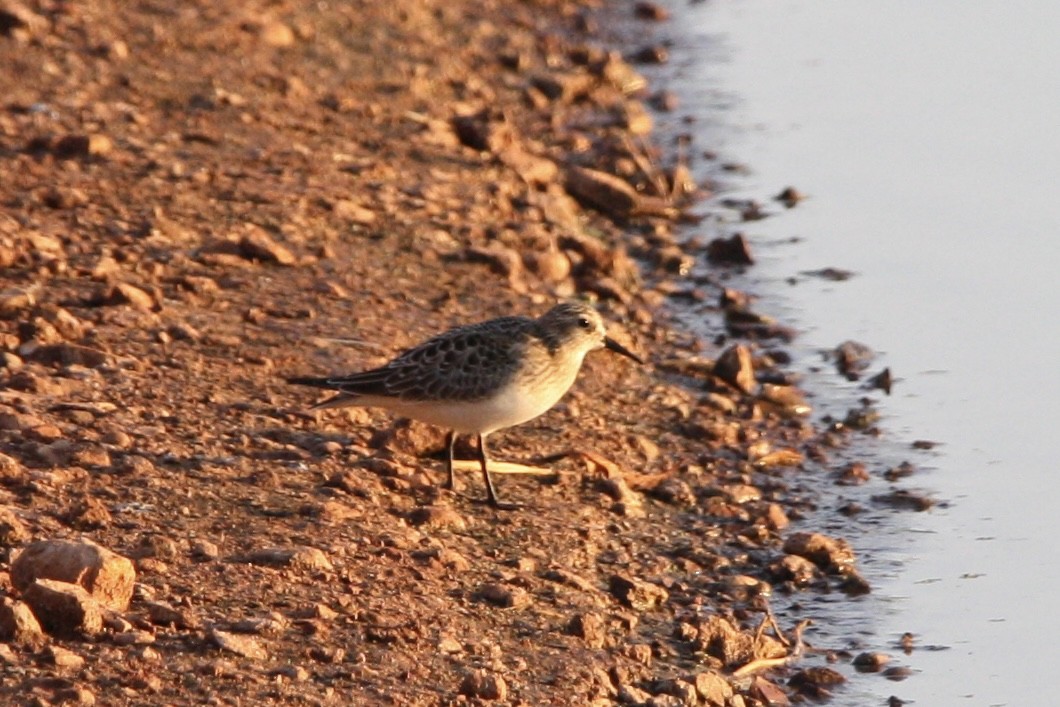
left=604, top=336, right=643, bottom=364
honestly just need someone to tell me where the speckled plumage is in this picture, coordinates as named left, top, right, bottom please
left=287, top=301, right=642, bottom=508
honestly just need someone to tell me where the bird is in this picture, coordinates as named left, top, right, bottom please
left=286, top=301, right=642, bottom=509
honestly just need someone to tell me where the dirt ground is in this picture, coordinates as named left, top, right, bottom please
left=0, top=1, right=874, bottom=704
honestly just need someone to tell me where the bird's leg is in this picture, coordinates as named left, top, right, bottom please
left=443, top=430, right=457, bottom=491
left=477, top=433, right=521, bottom=510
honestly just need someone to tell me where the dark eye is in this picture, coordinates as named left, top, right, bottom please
left=577, top=317, right=592, bottom=329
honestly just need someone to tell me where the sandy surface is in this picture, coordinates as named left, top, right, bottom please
left=0, top=1, right=868, bottom=704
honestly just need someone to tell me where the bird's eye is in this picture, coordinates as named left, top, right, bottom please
left=577, top=317, right=592, bottom=329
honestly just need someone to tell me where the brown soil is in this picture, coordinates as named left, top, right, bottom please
left=0, top=1, right=868, bottom=705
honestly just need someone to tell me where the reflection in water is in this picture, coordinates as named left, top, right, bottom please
left=650, top=0, right=1060, bottom=703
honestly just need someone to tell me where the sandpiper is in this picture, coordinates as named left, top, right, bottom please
left=287, top=301, right=642, bottom=509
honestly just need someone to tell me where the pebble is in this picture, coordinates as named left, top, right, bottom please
left=407, top=505, right=467, bottom=531
left=694, top=671, right=734, bottom=706
left=48, top=645, right=86, bottom=669
left=566, top=612, right=606, bottom=648
left=475, top=583, right=531, bottom=609
left=145, top=600, right=201, bottom=629
left=64, top=497, right=113, bottom=529
left=459, top=669, right=508, bottom=701
left=853, top=651, right=890, bottom=672
left=565, top=166, right=641, bottom=220
left=713, top=344, right=756, bottom=394
left=0, top=508, right=31, bottom=545
left=209, top=628, right=267, bottom=660
left=707, top=233, right=755, bottom=265
left=633, top=2, right=669, bottom=21
left=782, top=532, right=855, bottom=572
left=237, top=224, right=296, bottom=265
left=242, top=546, right=333, bottom=571
left=608, top=574, right=668, bottom=611
left=190, top=539, right=220, bottom=561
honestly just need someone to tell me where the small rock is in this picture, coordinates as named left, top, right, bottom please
left=259, top=20, right=295, bottom=47
left=647, top=477, right=695, bottom=506
left=782, top=532, right=856, bottom=572
left=238, top=224, right=296, bottom=265
left=0, top=507, right=30, bottom=545
left=867, top=367, right=893, bottom=394
left=625, top=643, right=653, bottom=666
left=767, top=551, right=814, bottom=585
left=707, top=233, right=754, bottom=265
left=693, top=671, right=734, bottom=706
left=835, top=461, right=870, bottom=486
left=459, top=669, right=508, bottom=701
left=758, top=384, right=811, bottom=416
left=407, top=505, right=467, bottom=531
left=53, top=133, right=113, bottom=158
left=762, top=503, right=790, bottom=531
left=209, top=627, right=267, bottom=659
left=618, top=684, right=653, bottom=704
left=632, top=44, right=668, bottom=64
left=475, top=583, right=531, bottom=609
left=882, top=665, right=913, bottom=681
left=0, top=596, right=44, bottom=645
left=97, top=282, right=156, bottom=310
left=713, top=344, right=756, bottom=394
left=11, top=538, right=136, bottom=610
left=55, top=686, right=96, bottom=705
left=465, top=244, right=525, bottom=292
left=242, top=546, right=333, bottom=571
left=750, top=676, right=791, bottom=706
left=524, top=247, right=571, bottom=283
left=529, top=72, right=595, bottom=103
left=190, top=539, right=220, bottom=561
left=23, top=342, right=109, bottom=368
left=609, top=574, right=668, bottom=611
left=48, top=644, right=86, bottom=669
left=565, top=166, right=641, bottom=221
left=145, top=600, right=200, bottom=629
left=566, top=612, right=606, bottom=648
left=33, top=439, right=76, bottom=466
left=834, top=340, right=875, bottom=380
left=0, top=286, right=37, bottom=317
left=853, top=652, right=890, bottom=672
left=789, top=667, right=846, bottom=695
left=0, top=451, right=23, bottom=483
left=21, top=578, right=104, bottom=637
left=871, top=490, right=935, bottom=512
left=63, top=496, right=113, bottom=529
left=775, top=186, right=805, bottom=207
left=650, top=90, right=680, bottom=112
left=633, top=1, right=669, bottom=21
left=655, top=678, right=698, bottom=704
left=332, top=199, right=377, bottom=225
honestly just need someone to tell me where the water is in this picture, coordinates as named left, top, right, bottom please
left=644, top=1, right=1060, bottom=704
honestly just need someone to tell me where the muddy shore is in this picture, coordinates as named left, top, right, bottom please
left=1, top=1, right=877, bottom=704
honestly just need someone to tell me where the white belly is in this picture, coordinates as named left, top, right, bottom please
left=361, top=377, right=573, bottom=435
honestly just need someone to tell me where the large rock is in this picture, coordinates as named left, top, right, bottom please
left=11, top=538, right=136, bottom=611
left=21, top=579, right=104, bottom=637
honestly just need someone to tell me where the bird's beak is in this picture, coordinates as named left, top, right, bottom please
left=604, top=336, right=643, bottom=364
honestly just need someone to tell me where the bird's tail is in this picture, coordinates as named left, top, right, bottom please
left=286, top=375, right=338, bottom=389
left=286, top=375, right=363, bottom=410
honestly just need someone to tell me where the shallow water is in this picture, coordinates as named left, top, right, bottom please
left=646, top=0, right=1060, bottom=703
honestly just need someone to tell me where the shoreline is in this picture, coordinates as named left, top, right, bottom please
left=0, top=1, right=876, bottom=703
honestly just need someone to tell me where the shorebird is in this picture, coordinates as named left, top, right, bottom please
left=287, top=301, right=642, bottom=509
